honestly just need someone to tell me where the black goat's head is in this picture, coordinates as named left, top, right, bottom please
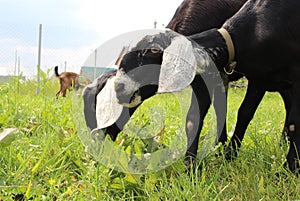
left=115, top=31, right=172, bottom=107
left=115, top=49, right=162, bottom=107
left=114, top=30, right=199, bottom=107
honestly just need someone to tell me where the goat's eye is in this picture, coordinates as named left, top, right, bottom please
left=150, top=49, right=160, bottom=54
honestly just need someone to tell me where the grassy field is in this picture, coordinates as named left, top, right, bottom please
left=0, top=75, right=299, bottom=201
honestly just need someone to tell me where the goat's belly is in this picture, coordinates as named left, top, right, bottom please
left=249, top=74, right=292, bottom=92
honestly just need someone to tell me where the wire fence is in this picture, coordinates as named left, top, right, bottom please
left=0, top=22, right=99, bottom=81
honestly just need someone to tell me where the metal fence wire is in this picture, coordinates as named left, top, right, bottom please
left=0, top=22, right=100, bottom=81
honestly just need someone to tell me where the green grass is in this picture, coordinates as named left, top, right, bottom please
left=0, top=76, right=299, bottom=201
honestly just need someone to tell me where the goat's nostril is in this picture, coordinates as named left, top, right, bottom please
left=116, top=83, right=125, bottom=92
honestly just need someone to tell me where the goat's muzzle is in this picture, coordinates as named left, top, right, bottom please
left=115, top=88, right=142, bottom=108
left=114, top=69, right=142, bottom=107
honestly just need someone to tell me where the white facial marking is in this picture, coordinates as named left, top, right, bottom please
left=115, top=69, right=140, bottom=96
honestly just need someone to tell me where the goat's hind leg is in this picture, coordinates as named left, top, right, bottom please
left=62, top=89, right=67, bottom=97
left=278, top=89, right=293, bottom=145
left=286, top=99, right=300, bottom=174
left=285, top=72, right=300, bottom=173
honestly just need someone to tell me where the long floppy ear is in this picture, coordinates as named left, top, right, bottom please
left=157, top=35, right=197, bottom=93
left=96, top=76, right=123, bottom=129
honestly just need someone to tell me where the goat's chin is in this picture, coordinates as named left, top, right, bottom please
left=119, top=95, right=142, bottom=108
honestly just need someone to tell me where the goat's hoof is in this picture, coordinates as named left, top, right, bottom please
left=224, top=146, right=238, bottom=161
left=214, top=143, right=225, bottom=158
left=183, top=156, right=196, bottom=170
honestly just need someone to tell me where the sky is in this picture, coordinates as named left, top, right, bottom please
left=0, top=0, right=183, bottom=77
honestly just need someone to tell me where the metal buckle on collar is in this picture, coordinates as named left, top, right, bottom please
left=224, top=61, right=237, bottom=75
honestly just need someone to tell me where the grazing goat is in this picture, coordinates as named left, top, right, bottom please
left=84, top=0, right=290, bottom=167
left=114, top=0, right=300, bottom=172
left=55, top=66, right=80, bottom=98
left=166, top=0, right=290, bottom=164
left=83, top=0, right=246, bottom=138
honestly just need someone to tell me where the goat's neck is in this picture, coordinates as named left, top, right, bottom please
left=189, top=29, right=230, bottom=72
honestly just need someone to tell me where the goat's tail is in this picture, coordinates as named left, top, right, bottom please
left=54, top=66, right=60, bottom=77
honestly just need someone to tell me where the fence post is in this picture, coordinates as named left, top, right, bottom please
left=94, top=49, right=97, bottom=80
left=36, top=24, right=42, bottom=95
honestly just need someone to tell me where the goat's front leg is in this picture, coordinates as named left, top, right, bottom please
left=213, top=77, right=228, bottom=145
left=56, top=90, right=61, bottom=99
left=225, top=81, right=265, bottom=160
left=184, top=76, right=211, bottom=167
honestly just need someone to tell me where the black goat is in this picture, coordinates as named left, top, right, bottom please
left=84, top=0, right=291, bottom=168
left=114, top=0, right=300, bottom=172
left=83, top=0, right=246, bottom=134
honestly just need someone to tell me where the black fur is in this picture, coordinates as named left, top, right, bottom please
left=116, top=0, right=300, bottom=173
left=54, top=66, right=59, bottom=77
left=84, top=0, right=247, bottom=143
left=84, top=0, right=297, bottom=172
left=84, top=0, right=266, bottom=164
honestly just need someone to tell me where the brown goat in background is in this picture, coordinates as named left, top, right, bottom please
left=54, top=66, right=80, bottom=98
